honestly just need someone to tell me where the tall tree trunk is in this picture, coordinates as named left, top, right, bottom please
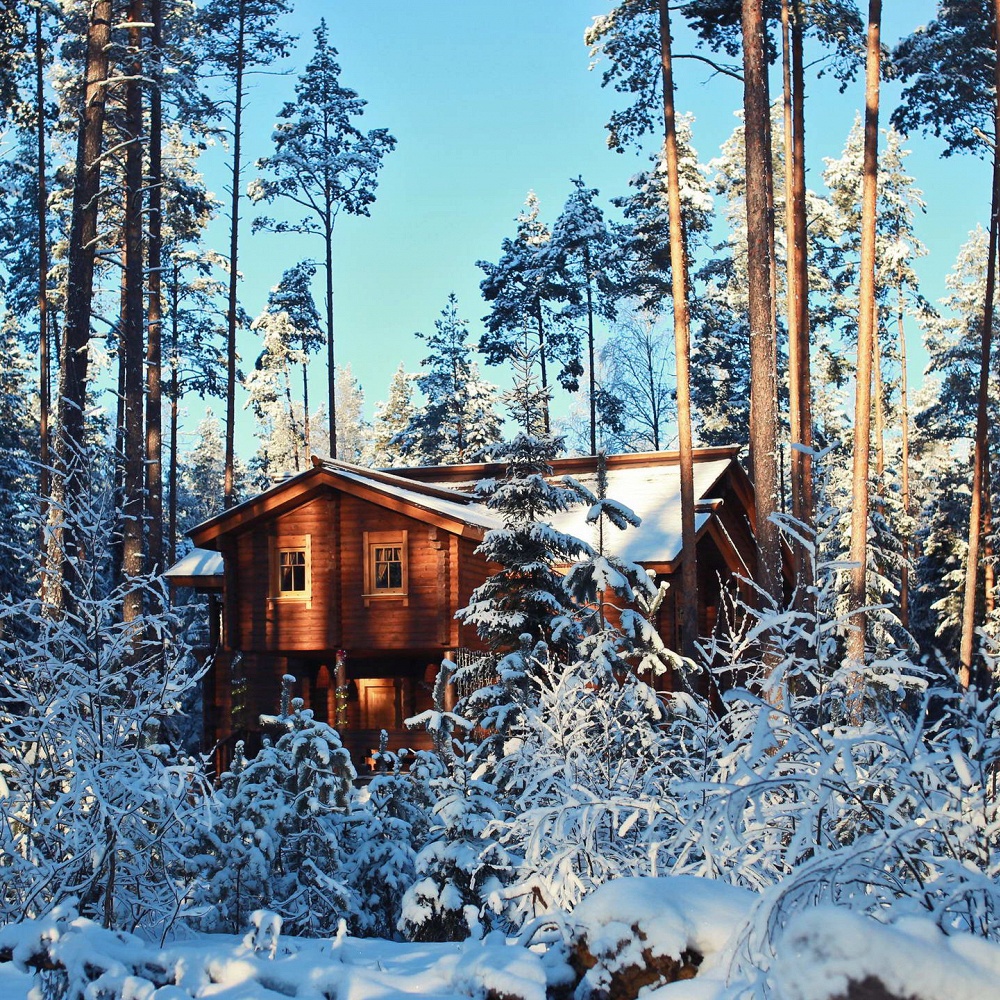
left=658, top=0, right=698, bottom=660
left=168, top=261, right=180, bottom=570
left=537, top=304, right=550, bottom=435
left=958, top=0, right=1000, bottom=688
left=741, top=0, right=782, bottom=607
left=59, top=0, right=113, bottom=594
left=146, top=0, right=164, bottom=578
left=324, top=212, right=337, bottom=458
left=121, top=0, right=147, bottom=624
left=224, top=0, right=247, bottom=504
left=846, top=0, right=882, bottom=712
left=585, top=244, right=596, bottom=455
left=873, top=320, right=886, bottom=481
left=35, top=5, right=50, bottom=510
left=301, top=338, right=311, bottom=459
left=896, top=281, right=912, bottom=629
left=783, top=0, right=814, bottom=606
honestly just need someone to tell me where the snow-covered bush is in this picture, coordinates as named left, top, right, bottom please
left=345, top=732, right=442, bottom=939
left=399, top=665, right=509, bottom=942
left=0, top=456, right=212, bottom=933
left=190, top=675, right=356, bottom=936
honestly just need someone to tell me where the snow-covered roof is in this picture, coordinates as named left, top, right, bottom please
left=322, top=461, right=502, bottom=534
left=163, top=547, right=224, bottom=582
left=549, top=458, right=734, bottom=566
left=181, top=449, right=747, bottom=574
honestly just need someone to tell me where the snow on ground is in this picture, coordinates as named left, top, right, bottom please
left=4, top=885, right=1000, bottom=999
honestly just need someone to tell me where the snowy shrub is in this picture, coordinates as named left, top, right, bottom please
left=0, top=457, right=213, bottom=934
left=400, top=666, right=509, bottom=942
left=190, top=675, right=356, bottom=936
left=345, top=731, right=442, bottom=939
left=490, top=458, right=702, bottom=924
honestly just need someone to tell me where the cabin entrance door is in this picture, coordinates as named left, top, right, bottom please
left=358, top=678, right=398, bottom=729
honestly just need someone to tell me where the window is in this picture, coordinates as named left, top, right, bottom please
left=271, top=534, right=312, bottom=603
left=279, top=549, right=307, bottom=593
left=364, top=530, right=407, bottom=603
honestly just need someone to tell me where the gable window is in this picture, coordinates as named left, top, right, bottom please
left=364, top=530, right=408, bottom=604
left=272, top=534, right=312, bottom=603
left=279, top=549, right=307, bottom=593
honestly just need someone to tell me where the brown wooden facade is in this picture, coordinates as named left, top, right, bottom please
left=168, top=448, right=760, bottom=772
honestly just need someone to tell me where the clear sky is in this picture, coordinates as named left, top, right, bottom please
left=198, top=0, right=991, bottom=454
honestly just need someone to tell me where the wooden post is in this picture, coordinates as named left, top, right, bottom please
left=335, top=649, right=349, bottom=729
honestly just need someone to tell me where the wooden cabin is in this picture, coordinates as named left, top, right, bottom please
left=165, top=447, right=758, bottom=772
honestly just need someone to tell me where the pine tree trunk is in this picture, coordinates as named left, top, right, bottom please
left=224, top=0, right=247, bottom=505
left=658, top=0, right=698, bottom=660
left=301, top=341, right=310, bottom=460
left=741, top=0, right=782, bottom=607
left=958, top=0, right=1000, bottom=688
left=121, top=0, right=147, bottom=624
left=168, top=262, right=180, bottom=570
left=585, top=244, right=596, bottom=455
left=59, top=0, right=113, bottom=595
left=325, top=211, right=337, bottom=458
left=35, top=5, right=50, bottom=511
left=846, top=0, right=882, bottom=712
left=146, top=0, right=164, bottom=579
left=537, top=304, right=550, bottom=435
left=873, top=318, right=886, bottom=482
left=783, top=0, right=814, bottom=609
left=896, top=282, right=912, bottom=629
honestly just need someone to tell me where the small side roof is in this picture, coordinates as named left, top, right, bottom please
left=162, top=547, right=224, bottom=589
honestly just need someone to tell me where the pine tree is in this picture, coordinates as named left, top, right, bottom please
left=394, top=294, right=501, bottom=465
left=200, top=0, right=294, bottom=506
left=372, top=363, right=417, bottom=467
left=552, top=178, right=620, bottom=454
left=251, top=19, right=395, bottom=459
left=478, top=192, right=579, bottom=433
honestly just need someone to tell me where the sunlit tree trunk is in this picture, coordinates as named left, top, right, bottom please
left=59, top=0, right=113, bottom=599
left=896, top=281, right=912, bottom=629
left=146, top=0, right=164, bottom=579
left=742, top=0, right=782, bottom=607
left=958, top=0, right=1000, bottom=688
left=658, top=0, right=697, bottom=659
left=121, top=0, right=147, bottom=624
left=846, top=0, right=882, bottom=713
left=224, top=0, right=247, bottom=504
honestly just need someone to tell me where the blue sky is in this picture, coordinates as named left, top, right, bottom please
left=201, top=0, right=991, bottom=451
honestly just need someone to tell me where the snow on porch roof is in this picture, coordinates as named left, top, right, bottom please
left=548, top=457, right=734, bottom=566
left=163, top=547, right=224, bottom=587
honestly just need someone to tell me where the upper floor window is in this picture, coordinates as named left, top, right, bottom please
left=272, top=534, right=312, bottom=603
left=364, top=530, right=408, bottom=602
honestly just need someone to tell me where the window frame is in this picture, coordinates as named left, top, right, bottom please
left=271, top=533, right=312, bottom=605
left=363, top=529, right=408, bottom=605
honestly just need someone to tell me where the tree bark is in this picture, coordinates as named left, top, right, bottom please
left=958, top=0, right=1000, bottom=688
left=742, top=0, right=782, bottom=607
left=224, top=0, right=247, bottom=504
left=121, top=0, right=147, bottom=624
left=896, top=282, right=912, bottom=629
left=846, top=0, right=882, bottom=711
left=783, top=0, right=814, bottom=605
left=59, top=0, right=113, bottom=596
left=324, top=211, right=337, bottom=458
left=146, top=0, right=164, bottom=579
left=35, top=5, right=50, bottom=510
left=658, top=0, right=698, bottom=660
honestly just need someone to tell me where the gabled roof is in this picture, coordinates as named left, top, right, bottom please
left=174, top=447, right=753, bottom=584
left=188, top=456, right=501, bottom=550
